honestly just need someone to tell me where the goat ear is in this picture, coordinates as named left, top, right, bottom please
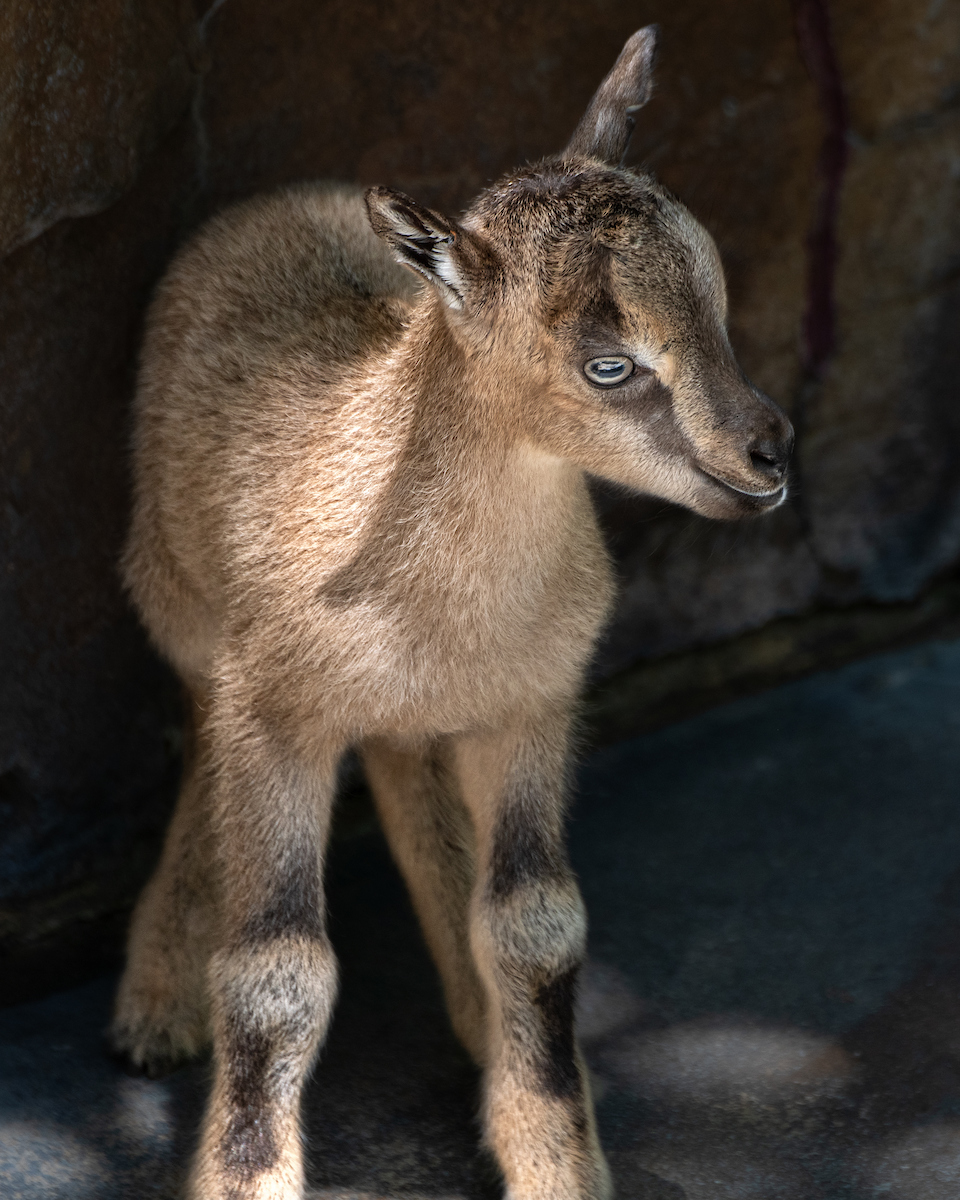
left=563, top=26, right=658, bottom=166
left=365, top=187, right=479, bottom=310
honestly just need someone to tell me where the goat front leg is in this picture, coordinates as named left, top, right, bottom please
left=189, top=700, right=340, bottom=1200
left=455, top=709, right=611, bottom=1200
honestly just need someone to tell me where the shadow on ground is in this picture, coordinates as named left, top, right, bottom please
left=4, top=638, right=960, bottom=1198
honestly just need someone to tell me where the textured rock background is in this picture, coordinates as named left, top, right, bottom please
left=1, top=0, right=959, bottom=974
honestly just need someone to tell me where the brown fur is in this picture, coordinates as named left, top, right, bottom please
left=111, top=27, right=792, bottom=1200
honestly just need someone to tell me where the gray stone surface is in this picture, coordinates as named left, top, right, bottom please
left=4, top=636, right=960, bottom=1198
left=0, top=0, right=197, bottom=257
left=5, top=0, right=960, bottom=969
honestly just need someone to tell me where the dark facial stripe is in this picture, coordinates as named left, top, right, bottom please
left=546, top=248, right=627, bottom=336
left=605, top=374, right=676, bottom=421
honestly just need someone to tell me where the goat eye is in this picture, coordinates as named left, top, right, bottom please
left=583, top=356, right=634, bottom=386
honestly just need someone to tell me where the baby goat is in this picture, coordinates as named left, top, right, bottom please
left=112, top=27, right=793, bottom=1200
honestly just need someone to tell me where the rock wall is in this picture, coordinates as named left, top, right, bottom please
left=2, top=0, right=959, bottom=966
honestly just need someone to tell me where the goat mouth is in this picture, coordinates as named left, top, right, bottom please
left=696, top=466, right=786, bottom=509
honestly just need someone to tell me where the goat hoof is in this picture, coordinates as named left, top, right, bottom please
left=105, top=1026, right=199, bottom=1079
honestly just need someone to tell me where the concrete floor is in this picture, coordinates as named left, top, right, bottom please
left=5, top=637, right=960, bottom=1198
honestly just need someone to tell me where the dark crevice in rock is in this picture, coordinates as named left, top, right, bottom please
left=786, top=0, right=850, bottom=562
left=791, top=0, right=850, bottom=381
left=191, top=0, right=231, bottom=199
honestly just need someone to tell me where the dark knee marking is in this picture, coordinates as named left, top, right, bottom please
left=240, top=843, right=325, bottom=942
left=221, top=1022, right=279, bottom=1178
left=534, top=966, right=582, bottom=1101
left=489, top=794, right=564, bottom=898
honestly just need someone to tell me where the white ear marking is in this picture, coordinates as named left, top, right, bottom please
left=364, top=187, right=471, bottom=309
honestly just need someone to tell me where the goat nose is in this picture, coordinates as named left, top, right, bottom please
left=749, top=437, right=790, bottom=479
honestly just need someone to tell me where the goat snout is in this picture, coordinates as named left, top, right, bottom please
left=687, top=390, right=794, bottom=517
left=724, top=390, right=794, bottom=493
left=748, top=430, right=793, bottom=483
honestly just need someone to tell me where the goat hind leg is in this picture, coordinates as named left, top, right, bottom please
left=362, top=738, right=487, bottom=1065
left=110, top=688, right=217, bottom=1076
